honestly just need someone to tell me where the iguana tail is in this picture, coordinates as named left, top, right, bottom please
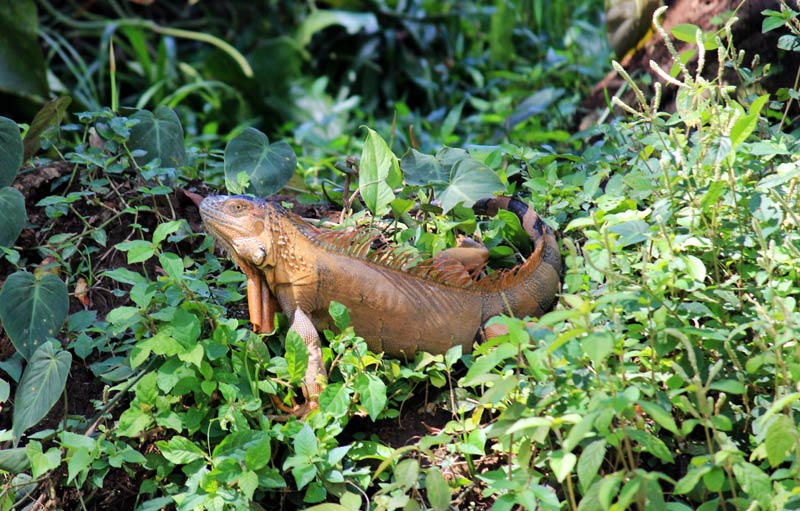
left=473, top=197, right=562, bottom=321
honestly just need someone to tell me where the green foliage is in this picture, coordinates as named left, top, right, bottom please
left=12, top=1, right=800, bottom=510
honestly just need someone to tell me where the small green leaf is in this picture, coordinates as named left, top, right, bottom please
left=12, top=343, right=71, bottom=443
left=359, top=127, right=398, bottom=216
left=159, top=252, right=184, bottom=280
left=224, top=127, right=296, bottom=196
left=626, top=428, right=674, bottom=463
left=285, top=331, right=309, bottom=385
left=733, top=461, right=772, bottom=509
left=239, top=470, right=259, bottom=500
left=549, top=451, right=577, bottom=483
left=708, top=379, right=745, bottom=394
left=117, top=239, right=156, bottom=264
left=152, top=219, right=184, bottom=246
left=577, top=440, right=606, bottom=492
left=23, top=96, right=71, bottom=162
left=128, top=106, right=185, bottom=168
left=636, top=400, right=680, bottom=435
left=318, top=382, right=351, bottom=417
left=25, top=441, right=61, bottom=479
left=580, top=332, right=614, bottom=366
left=682, top=255, right=707, bottom=282
left=0, top=117, right=22, bottom=187
left=292, top=463, right=317, bottom=491
left=670, top=23, right=719, bottom=50
left=425, top=468, right=450, bottom=511
left=0, top=187, right=25, bottom=247
left=395, top=458, right=420, bottom=490
left=765, top=415, right=798, bottom=467
left=156, top=436, right=206, bottom=464
left=355, top=373, right=386, bottom=421
left=0, top=271, right=69, bottom=360
left=328, top=301, right=351, bottom=331
left=294, top=423, right=318, bottom=458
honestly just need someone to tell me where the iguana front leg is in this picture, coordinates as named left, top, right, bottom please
left=271, top=307, right=327, bottom=418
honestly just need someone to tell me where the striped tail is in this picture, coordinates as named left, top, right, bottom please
left=473, top=197, right=562, bottom=321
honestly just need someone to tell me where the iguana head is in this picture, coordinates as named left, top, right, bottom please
left=200, top=195, right=277, bottom=333
left=200, top=195, right=271, bottom=267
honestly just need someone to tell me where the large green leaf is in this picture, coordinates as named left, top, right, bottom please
left=0, top=271, right=69, bottom=360
left=0, top=187, right=25, bottom=247
left=23, top=96, right=72, bottom=162
left=436, top=157, right=504, bottom=213
left=400, top=148, right=448, bottom=186
left=12, top=343, right=72, bottom=443
left=0, top=116, right=23, bottom=187
left=359, top=128, right=398, bottom=216
left=0, top=0, right=48, bottom=99
left=224, top=127, right=296, bottom=196
left=128, top=106, right=185, bottom=168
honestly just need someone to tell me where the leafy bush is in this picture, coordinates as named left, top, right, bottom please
left=4, top=1, right=800, bottom=510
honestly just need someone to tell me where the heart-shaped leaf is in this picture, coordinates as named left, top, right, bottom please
left=0, top=186, right=25, bottom=247
left=224, top=127, right=296, bottom=196
left=128, top=106, right=185, bottom=168
left=0, top=270, right=69, bottom=360
left=12, top=342, right=72, bottom=443
left=0, top=116, right=23, bottom=187
left=400, top=148, right=448, bottom=186
left=436, top=157, right=504, bottom=213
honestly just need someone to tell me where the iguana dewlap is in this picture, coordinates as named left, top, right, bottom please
left=200, top=195, right=562, bottom=415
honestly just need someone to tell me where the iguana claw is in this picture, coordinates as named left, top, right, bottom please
left=268, top=393, right=319, bottom=421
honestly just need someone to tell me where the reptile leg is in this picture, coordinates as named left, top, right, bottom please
left=269, top=308, right=327, bottom=419
left=434, top=237, right=489, bottom=278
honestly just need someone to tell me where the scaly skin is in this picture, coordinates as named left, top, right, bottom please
left=200, top=195, right=561, bottom=416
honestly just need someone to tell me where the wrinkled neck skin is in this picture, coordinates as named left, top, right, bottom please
left=200, top=195, right=280, bottom=333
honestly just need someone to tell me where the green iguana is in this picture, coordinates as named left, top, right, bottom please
left=200, top=195, right=562, bottom=416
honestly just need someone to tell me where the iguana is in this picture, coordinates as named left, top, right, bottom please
left=200, top=195, right=562, bottom=416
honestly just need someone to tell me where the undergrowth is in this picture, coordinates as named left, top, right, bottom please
left=0, top=2, right=799, bottom=511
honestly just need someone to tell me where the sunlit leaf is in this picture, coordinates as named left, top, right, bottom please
left=359, top=127, right=398, bottom=216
